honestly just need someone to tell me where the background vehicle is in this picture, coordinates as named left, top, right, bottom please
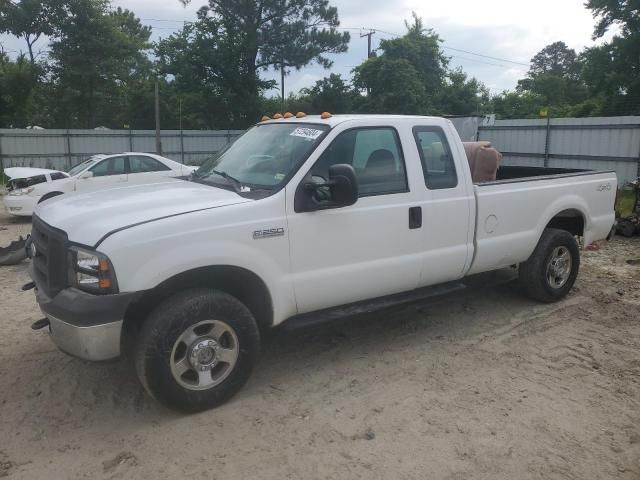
left=3, top=153, right=195, bottom=216
left=25, top=115, right=616, bottom=412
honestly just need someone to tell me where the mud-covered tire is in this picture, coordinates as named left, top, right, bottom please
left=38, top=191, right=64, bottom=204
left=134, top=289, right=260, bottom=413
left=519, top=228, right=580, bottom=303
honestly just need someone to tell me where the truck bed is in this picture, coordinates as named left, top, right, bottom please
left=467, top=168, right=617, bottom=276
left=483, top=165, right=612, bottom=184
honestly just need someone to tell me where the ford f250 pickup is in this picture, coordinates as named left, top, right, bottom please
left=25, top=115, right=617, bottom=412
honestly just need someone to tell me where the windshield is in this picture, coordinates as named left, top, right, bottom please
left=194, top=123, right=329, bottom=190
left=67, top=156, right=99, bottom=176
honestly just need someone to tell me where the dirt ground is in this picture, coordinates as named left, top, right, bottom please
left=0, top=209, right=639, bottom=480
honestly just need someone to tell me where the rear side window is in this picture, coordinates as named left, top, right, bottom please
left=90, top=157, right=126, bottom=177
left=129, top=156, right=171, bottom=173
left=413, top=127, right=457, bottom=189
left=312, top=127, right=408, bottom=196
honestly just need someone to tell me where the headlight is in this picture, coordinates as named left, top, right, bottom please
left=67, top=246, right=118, bottom=294
left=8, top=187, right=35, bottom=196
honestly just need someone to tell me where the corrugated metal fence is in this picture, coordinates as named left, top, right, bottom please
left=478, top=116, right=640, bottom=186
left=0, top=129, right=244, bottom=172
left=2, top=117, right=640, bottom=186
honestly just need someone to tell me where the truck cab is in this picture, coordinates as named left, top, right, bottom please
left=26, top=114, right=616, bottom=412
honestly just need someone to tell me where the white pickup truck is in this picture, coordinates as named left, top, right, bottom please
left=25, top=115, right=616, bottom=412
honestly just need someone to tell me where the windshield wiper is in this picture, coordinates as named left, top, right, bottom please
left=211, top=169, right=251, bottom=193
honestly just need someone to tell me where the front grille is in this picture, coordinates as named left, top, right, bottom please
left=31, top=215, right=69, bottom=297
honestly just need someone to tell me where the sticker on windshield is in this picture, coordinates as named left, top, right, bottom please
left=290, top=127, right=323, bottom=141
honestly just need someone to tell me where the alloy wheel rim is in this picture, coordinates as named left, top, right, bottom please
left=170, top=320, right=239, bottom=391
left=546, top=246, right=572, bottom=289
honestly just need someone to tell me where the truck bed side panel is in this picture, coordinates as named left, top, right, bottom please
left=468, top=171, right=616, bottom=275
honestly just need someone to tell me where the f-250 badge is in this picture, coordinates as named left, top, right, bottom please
left=253, top=228, right=285, bottom=239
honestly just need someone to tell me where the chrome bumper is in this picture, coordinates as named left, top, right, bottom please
left=46, top=314, right=122, bottom=361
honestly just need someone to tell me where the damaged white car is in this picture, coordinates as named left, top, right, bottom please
left=3, top=153, right=196, bottom=216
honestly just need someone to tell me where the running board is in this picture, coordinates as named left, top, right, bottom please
left=282, top=281, right=466, bottom=331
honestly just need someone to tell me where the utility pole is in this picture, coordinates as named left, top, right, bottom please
left=360, top=29, right=376, bottom=58
left=280, top=55, right=286, bottom=112
left=155, top=78, right=162, bottom=155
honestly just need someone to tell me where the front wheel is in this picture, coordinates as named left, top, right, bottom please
left=134, top=289, right=260, bottom=412
left=519, top=228, right=580, bottom=303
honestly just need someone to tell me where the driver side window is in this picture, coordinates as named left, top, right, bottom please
left=90, top=157, right=126, bottom=177
left=311, top=127, right=408, bottom=197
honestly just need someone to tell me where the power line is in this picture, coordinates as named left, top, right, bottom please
left=136, top=19, right=531, bottom=67
left=373, top=28, right=530, bottom=67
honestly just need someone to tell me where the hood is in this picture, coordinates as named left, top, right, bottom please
left=35, top=180, right=251, bottom=247
left=5, top=167, right=67, bottom=180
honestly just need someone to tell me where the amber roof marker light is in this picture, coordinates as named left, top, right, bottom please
left=321, top=112, right=332, bottom=119
left=283, top=112, right=294, bottom=118
left=273, top=113, right=283, bottom=119
left=296, top=112, right=307, bottom=118
left=261, top=115, right=271, bottom=121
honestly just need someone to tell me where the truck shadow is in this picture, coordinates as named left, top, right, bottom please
left=5, top=270, right=537, bottom=432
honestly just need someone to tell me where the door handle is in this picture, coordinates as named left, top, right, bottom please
left=409, top=206, right=422, bottom=229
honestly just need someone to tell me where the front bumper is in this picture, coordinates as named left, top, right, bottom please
left=47, top=314, right=123, bottom=361
left=30, top=264, right=138, bottom=361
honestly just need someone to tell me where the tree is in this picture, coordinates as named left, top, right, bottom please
left=437, top=68, right=490, bottom=115
left=49, top=2, right=152, bottom=127
left=0, top=0, right=64, bottom=65
left=299, top=73, right=356, bottom=113
left=528, top=41, right=580, bottom=78
left=0, top=53, right=36, bottom=126
left=160, top=0, right=350, bottom=127
left=490, top=91, right=547, bottom=119
left=582, top=0, right=640, bottom=115
left=352, top=13, right=448, bottom=114
left=516, top=41, right=588, bottom=109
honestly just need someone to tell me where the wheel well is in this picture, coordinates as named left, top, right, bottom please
left=122, top=266, right=273, bottom=352
left=545, top=209, right=585, bottom=237
left=38, top=191, right=64, bottom=204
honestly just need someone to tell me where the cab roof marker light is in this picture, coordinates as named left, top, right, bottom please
left=283, top=112, right=294, bottom=118
left=273, top=113, right=283, bottom=119
left=261, top=115, right=271, bottom=121
left=296, top=112, right=307, bottom=118
left=321, top=112, right=332, bottom=119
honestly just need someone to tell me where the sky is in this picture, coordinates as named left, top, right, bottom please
left=1, top=0, right=609, bottom=96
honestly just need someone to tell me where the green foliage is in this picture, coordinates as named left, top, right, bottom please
left=157, top=0, right=350, bottom=128
left=0, top=53, right=37, bottom=126
left=515, top=41, right=588, bottom=110
left=48, top=2, right=153, bottom=127
left=490, top=91, right=547, bottom=119
left=437, top=68, right=490, bottom=115
left=299, top=73, right=357, bottom=113
left=0, top=0, right=64, bottom=64
left=352, top=13, right=447, bottom=114
left=1, top=0, right=639, bottom=127
left=581, top=0, right=640, bottom=115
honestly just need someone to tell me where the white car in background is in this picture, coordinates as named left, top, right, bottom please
left=3, top=153, right=196, bottom=216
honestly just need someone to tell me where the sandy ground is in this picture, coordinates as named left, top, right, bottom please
left=0, top=209, right=639, bottom=480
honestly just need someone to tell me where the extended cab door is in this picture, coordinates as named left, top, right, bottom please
left=411, top=123, right=475, bottom=285
left=76, top=155, right=127, bottom=192
left=285, top=123, right=425, bottom=314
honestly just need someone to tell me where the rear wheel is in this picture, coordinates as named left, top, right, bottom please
left=519, top=228, right=580, bottom=303
left=134, top=289, right=260, bottom=412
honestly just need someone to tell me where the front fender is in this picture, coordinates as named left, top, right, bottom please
left=99, top=197, right=297, bottom=324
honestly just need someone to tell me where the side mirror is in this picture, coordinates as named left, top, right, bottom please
left=79, top=171, right=94, bottom=179
left=295, top=163, right=358, bottom=213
